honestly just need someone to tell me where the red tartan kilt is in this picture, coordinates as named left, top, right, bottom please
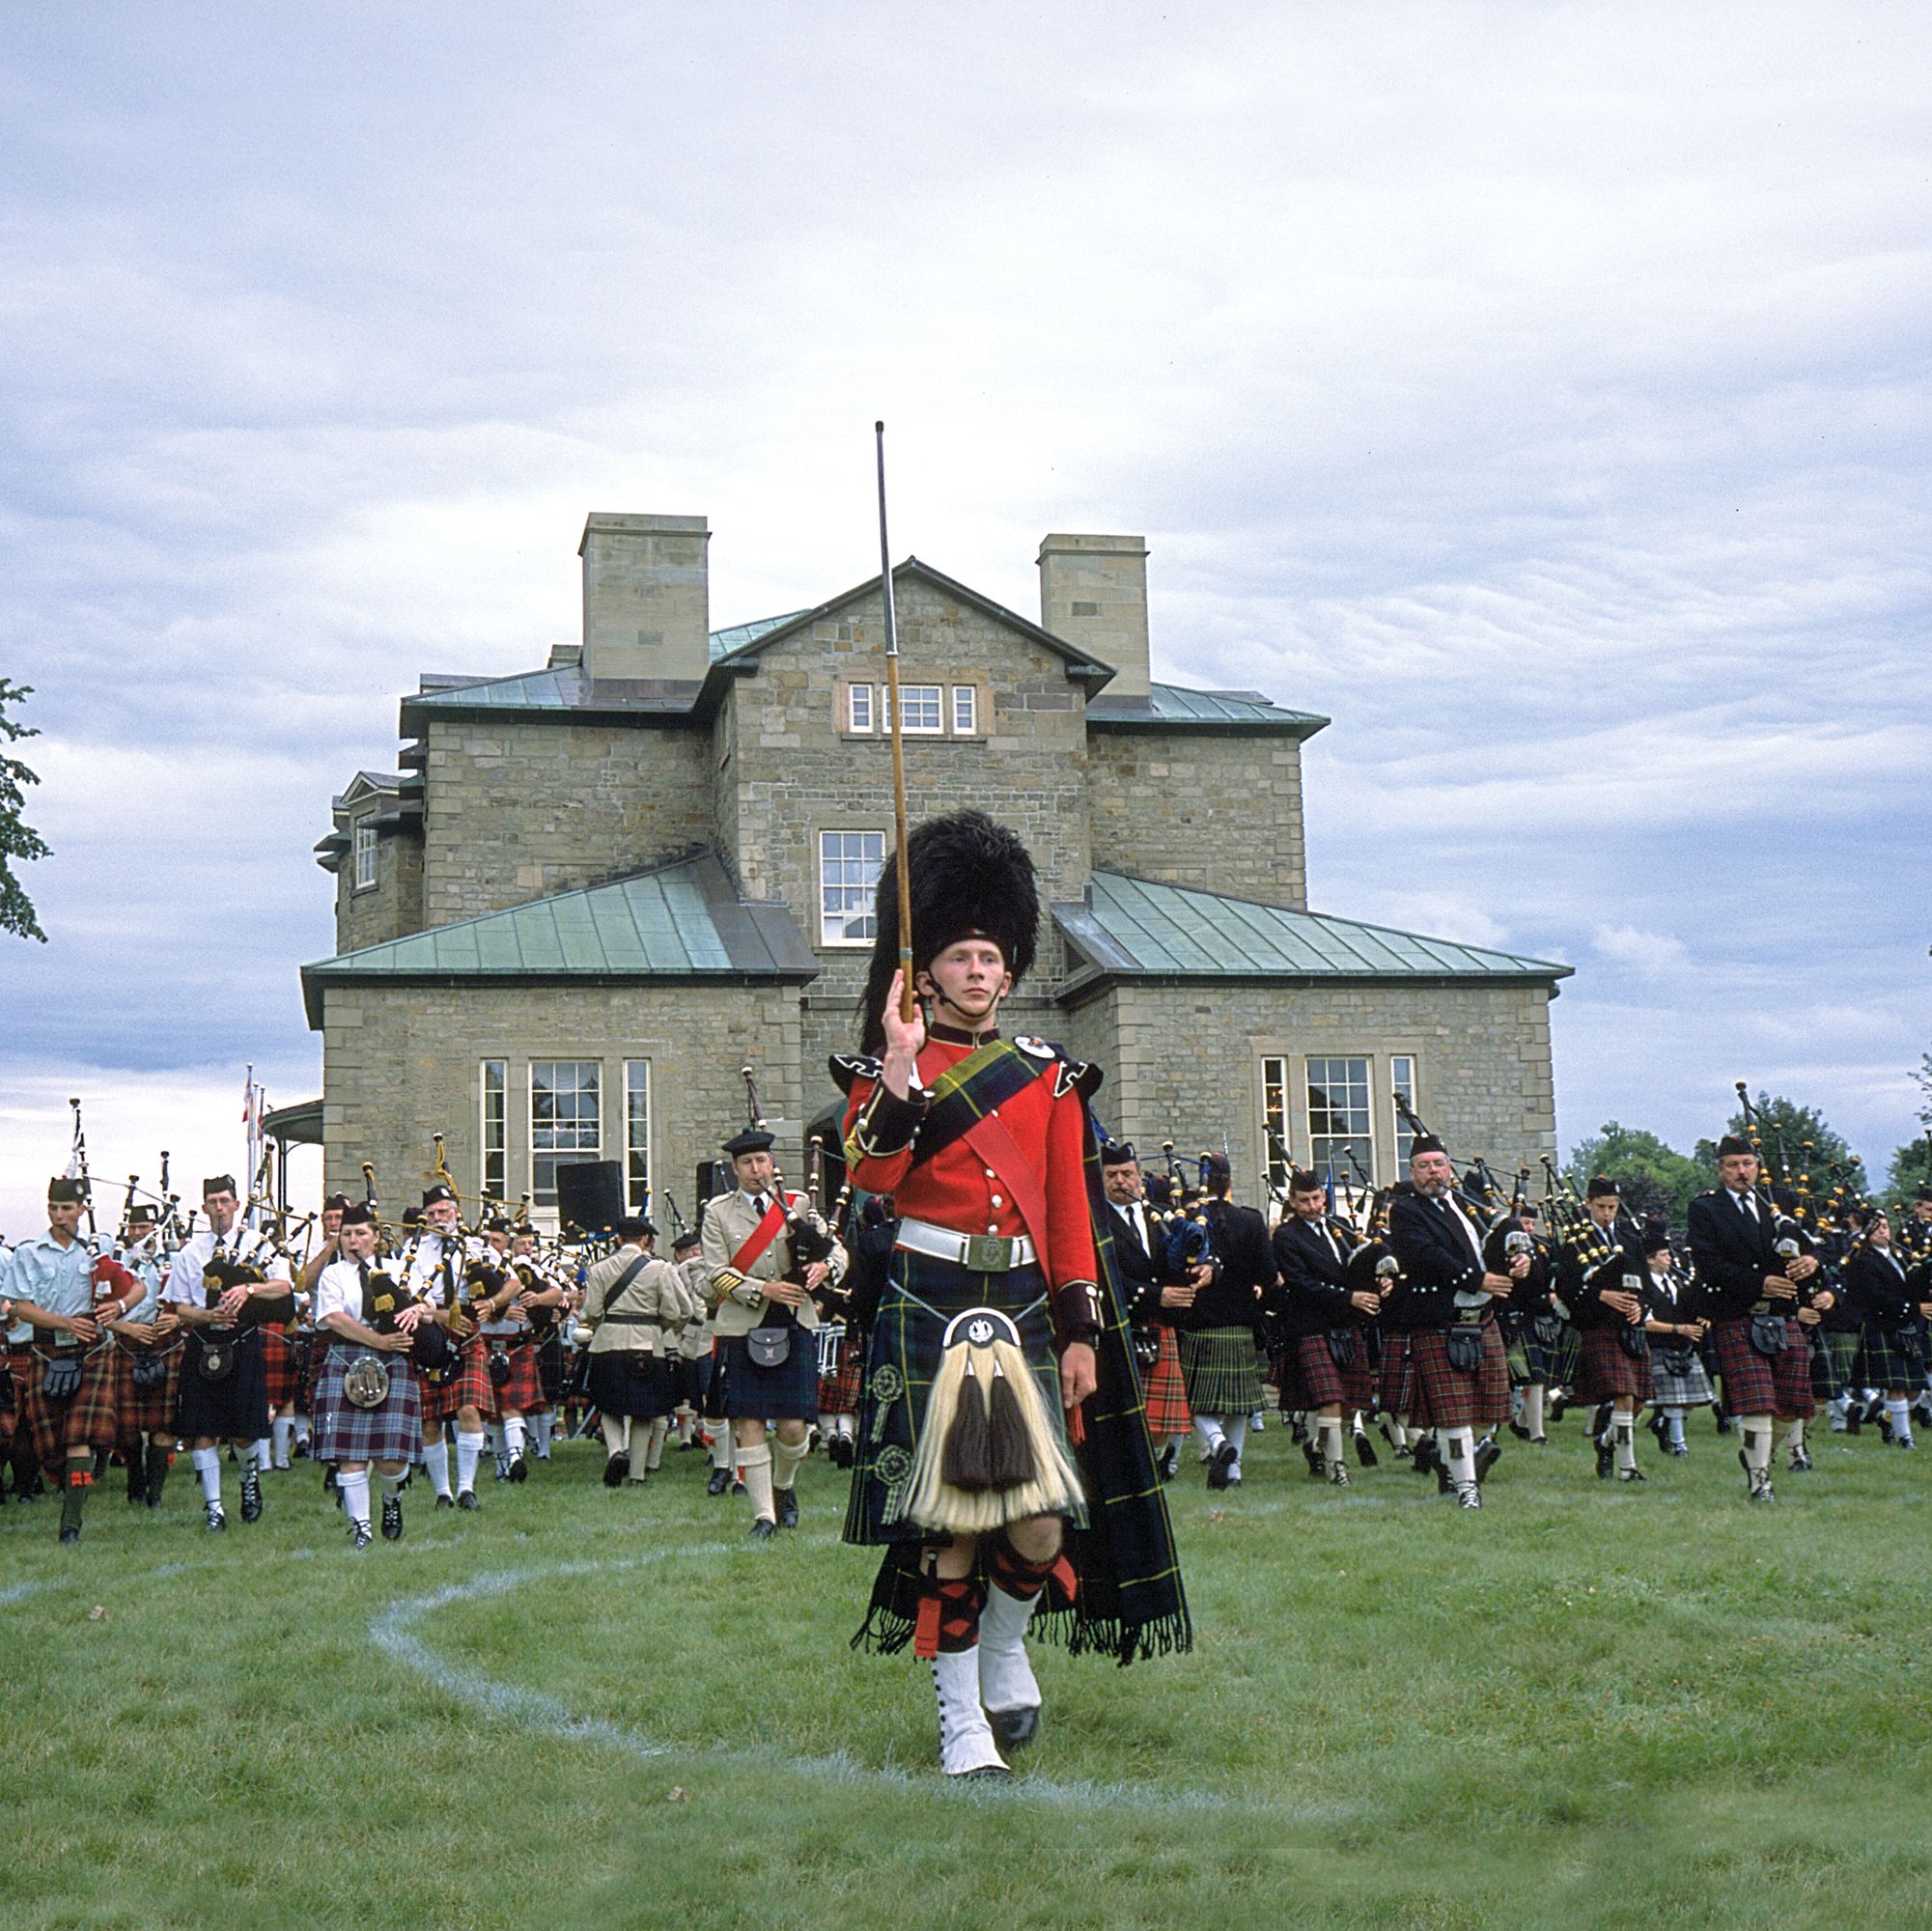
left=1139, top=1326, right=1193, bottom=1438
left=260, top=1326, right=296, bottom=1409
left=487, top=1339, right=545, bottom=1413
left=10, top=1342, right=34, bottom=1398
left=1377, top=1331, right=1414, bottom=1415
left=818, top=1344, right=865, bottom=1414
left=25, top=1348, right=121, bottom=1471
left=113, top=1340, right=186, bottom=1435
left=1710, top=1316, right=1814, bottom=1418
left=1408, top=1324, right=1511, bottom=1431
left=1293, top=1332, right=1375, bottom=1413
left=447, top=1335, right=499, bottom=1417
left=1576, top=1329, right=1655, bottom=1403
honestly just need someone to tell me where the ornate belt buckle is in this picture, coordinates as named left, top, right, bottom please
left=964, top=1235, right=1008, bottom=1273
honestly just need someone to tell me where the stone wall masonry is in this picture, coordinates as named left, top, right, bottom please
left=321, top=982, right=804, bottom=1226
left=420, top=717, right=714, bottom=925
left=334, top=823, right=425, bottom=955
left=1087, top=732, right=1306, bottom=907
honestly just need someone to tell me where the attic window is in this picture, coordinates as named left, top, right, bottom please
left=352, top=822, right=378, bottom=892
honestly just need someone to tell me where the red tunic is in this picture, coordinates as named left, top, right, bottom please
left=841, top=1029, right=1098, bottom=1298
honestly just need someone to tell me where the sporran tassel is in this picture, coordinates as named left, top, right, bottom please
left=939, top=1352, right=994, bottom=1490
left=985, top=1354, right=1036, bottom=1487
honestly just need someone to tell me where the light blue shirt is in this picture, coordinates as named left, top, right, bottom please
left=0, top=1231, right=98, bottom=1321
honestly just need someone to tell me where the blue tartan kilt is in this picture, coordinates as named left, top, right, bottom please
left=175, top=1329, right=270, bottom=1442
left=585, top=1348, right=673, bottom=1420
left=1524, top=1313, right=1578, bottom=1386
left=843, top=1251, right=1081, bottom=1548
left=1855, top=1323, right=1926, bottom=1394
left=313, top=1344, right=423, bottom=1464
left=1810, top=1329, right=1860, bottom=1400
left=716, top=1329, right=821, bottom=1422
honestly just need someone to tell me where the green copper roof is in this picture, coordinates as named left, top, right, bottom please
left=709, top=611, right=809, bottom=659
left=1087, top=683, right=1328, bottom=735
left=301, top=854, right=816, bottom=1027
left=1055, top=872, right=1571, bottom=987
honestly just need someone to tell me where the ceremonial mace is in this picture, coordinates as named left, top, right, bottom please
left=875, top=421, right=914, bottom=1028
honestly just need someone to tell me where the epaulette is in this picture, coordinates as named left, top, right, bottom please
left=1012, top=1034, right=1105, bottom=1102
left=828, top=1052, right=882, bottom=1097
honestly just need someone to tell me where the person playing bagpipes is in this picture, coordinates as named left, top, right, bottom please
left=835, top=809, right=1190, bottom=1781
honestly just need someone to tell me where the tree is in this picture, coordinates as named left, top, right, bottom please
left=1887, top=1134, right=1932, bottom=1208
left=1693, top=1092, right=1859, bottom=1199
left=1564, top=1122, right=1707, bottom=1229
left=0, top=679, right=49, bottom=941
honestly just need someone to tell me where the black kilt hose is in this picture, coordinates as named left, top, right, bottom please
left=585, top=1348, right=673, bottom=1421
left=1576, top=1329, right=1654, bottom=1404
left=175, top=1329, right=270, bottom=1441
left=1855, top=1324, right=1926, bottom=1394
left=1288, top=1331, right=1375, bottom=1413
left=845, top=1253, right=1078, bottom=1548
left=1408, top=1323, right=1512, bottom=1431
left=312, top=1344, right=423, bottom=1465
left=1709, top=1316, right=1814, bottom=1418
left=715, top=1327, right=821, bottom=1423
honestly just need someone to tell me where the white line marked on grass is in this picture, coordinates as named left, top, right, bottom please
left=368, top=1545, right=1261, bottom=1815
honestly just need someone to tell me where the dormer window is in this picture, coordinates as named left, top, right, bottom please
left=352, top=822, right=378, bottom=891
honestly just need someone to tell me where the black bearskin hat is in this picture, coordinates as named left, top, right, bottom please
left=859, top=810, right=1039, bottom=1054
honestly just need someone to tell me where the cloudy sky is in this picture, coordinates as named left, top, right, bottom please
left=2, top=2, right=1926, bottom=1232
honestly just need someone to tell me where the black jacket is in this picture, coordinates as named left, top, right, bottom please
left=1173, top=1197, right=1277, bottom=1333
left=1841, top=1246, right=1923, bottom=1331
left=1687, top=1188, right=1804, bottom=1322
left=1386, top=1186, right=1492, bottom=1330
left=1271, top=1215, right=1360, bottom=1339
left=1104, top=1198, right=1167, bottom=1326
left=1559, top=1217, right=1647, bottom=1331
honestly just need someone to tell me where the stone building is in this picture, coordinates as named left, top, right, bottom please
left=300, top=514, right=1570, bottom=1223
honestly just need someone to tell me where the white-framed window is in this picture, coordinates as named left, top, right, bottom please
left=820, top=829, right=885, bottom=946
left=882, top=684, right=944, bottom=735
left=952, top=685, right=977, bottom=735
left=1261, top=1056, right=1291, bottom=1193
left=480, top=1060, right=507, bottom=1204
left=624, top=1060, right=651, bottom=1213
left=530, top=1060, right=601, bottom=1205
left=1391, top=1055, right=1419, bottom=1168
left=1307, top=1056, right=1372, bottom=1186
left=352, top=821, right=378, bottom=891
left=848, top=683, right=874, bottom=733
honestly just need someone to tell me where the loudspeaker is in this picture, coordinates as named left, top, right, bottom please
left=555, top=1160, right=626, bottom=1237
left=695, top=1160, right=732, bottom=1210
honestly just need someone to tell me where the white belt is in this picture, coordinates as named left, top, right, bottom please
left=895, top=1218, right=1035, bottom=1273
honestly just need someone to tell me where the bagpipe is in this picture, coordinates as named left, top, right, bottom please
left=740, top=1065, right=837, bottom=1276
left=1157, top=1141, right=1219, bottom=1279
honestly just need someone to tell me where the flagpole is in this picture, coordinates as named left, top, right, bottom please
left=875, top=422, right=913, bottom=1025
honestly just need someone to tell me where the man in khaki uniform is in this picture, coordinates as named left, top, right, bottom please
left=579, top=1217, right=701, bottom=1487
left=700, top=1128, right=846, bottom=1538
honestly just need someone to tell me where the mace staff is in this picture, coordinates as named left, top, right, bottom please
left=875, top=420, right=914, bottom=1026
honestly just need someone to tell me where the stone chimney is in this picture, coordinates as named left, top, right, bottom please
left=1037, top=533, right=1150, bottom=699
left=578, top=513, right=711, bottom=682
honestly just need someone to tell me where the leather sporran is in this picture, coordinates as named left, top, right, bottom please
left=129, top=1349, right=168, bottom=1391
left=41, top=1356, right=84, bottom=1402
left=488, top=1347, right=513, bottom=1387
left=1617, top=1327, right=1650, bottom=1361
left=1443, top=1327, right=1484, bottom=1373
left=745, top=1326, right=792, bottom=1369
left=1748, top=1313, right=1789, bottom=1358
left=1131, top=1326, right=1161, bottom=1372
left=1326, top=1328, right=1358, bottom=1370
left=196, top=1336, right=238, bottom=1383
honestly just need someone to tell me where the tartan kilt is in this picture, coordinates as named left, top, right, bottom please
left=1576, top=1328, right=1654, bottom=1404
left=1523, top=1313, right=1578, bottom=1386
left=260, top=1326, right=298, bottom=1410
left=25, top=1346, right=122, bottom=1470
left=1810, top=1329, right=1861, bottom=1401
left=1709, top=1317, right=1814, bottom=1418
left=112, top=1337, right=187, bottom=1436
left=585, top=1348, right=673, bottom=1420
left=175, top=1330, right=270, bottom=1442
left=818, top=1335, right=865, bottom=1414
left=715, top=1329, right=821, bottom=1422
left=1378, top=1330, right=1414, bottom=1415
left=312, top=1344, right=423, bottom=1464
left=1647, top=1343, right=1714, bottom=1408
left=430, top=1334, right=499, bottom=1420
left=1177, top=1325, right=1263, bottom=1416
left=1290, top=1331, right=1375, bottom=1414
left=484, top=1337, right=546, bottom=1412
left=845, top=1252, right=1078, bottom=1548
left=1408, top=1324, right=1511, bottom=1431
left=1140, top=1325, right=1192, bottom=1437
left=1855, top=1323, right=1927, bottom=1394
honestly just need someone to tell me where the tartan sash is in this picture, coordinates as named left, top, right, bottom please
left=909, top=1039, right=1052, bottom=1168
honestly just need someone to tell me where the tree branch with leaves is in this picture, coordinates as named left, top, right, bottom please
left=0, top=679, right=50, bottom=941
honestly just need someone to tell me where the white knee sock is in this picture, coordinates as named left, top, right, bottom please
left=340, top=1469, right=371, bottom=1528
left=1442, top=1427, right=1476, bottom=1490
left=423, top=1437, right=452, bottom=1498
left=1740, top=1418, right=1773, bottom=1473
left=294, top=1416, right=310, bottom=1447
left=644, top=1416, right=670, bottom=1471
left=1522, top=1385, right=1545, bottom=1437
left=1317, top=1415, right=1346, bottom=1469
left=771, top=1434, right=808, bottom=1491
left=739, top=1442, right=775, bottom=1523
left=1781, top=1417, right=1806, bottom=1455
left=381, top=1469, right=406, bottom=1499
left=1666, top=1407, right=1688, bottom=1448
left=503, top=1414, right=527, bottom=1459
left=456, top=1430, right=486, bottom=1493
left=708, top=1422, right=734, bottom=1470
left=1222, top=1414, right=1249, bottom=1462
left=531, top=1411, right=554, bottom=1455
left=1193, top=1415, right=1225, bottom=1458
left=1386, top=1414, right=1410, bottom=1450
left=1613, top=1413, right=1637, bottom=1472
left=602, top=1414, right=631, bottom=1458
left=193, top=1446, right=222, bottom=1504
left=1887, top=1398, right=1913, bottom=1441
left=271, top=1416, right=294, bottom=1468
left=252, top=1437, right=273, bottom=1474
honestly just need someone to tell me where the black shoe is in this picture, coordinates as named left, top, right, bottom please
left=1157, top=1442, right=1180, bottom=1482
left=457, top=1489, right=479, bottom=1511
left=602, top=1452, right=630, bottom=1489
left=1844, top=1406, right=1862, bottom=1435
left=731, top=1478, right=747, bottom=1497
left=507, top=1453, right=528, bottom=1484
left=205, top=1502, right=227, bottom=1532
left=1302, top=1440, right=1325, bottom=1479
left=706, top=1467, right=731, bottom=1497
left=59, top=1522, right=81, bottom=1545
left=1549, top=1392, right=1570, bottom=1421
left=749, top=1517, right=778, bottom=1540
left=989, top=1706, right=1040, bottom=1750
left=1436, top=1459, right=1454, bottom=1496
left=351, top=1521, right=374, bottom=1550
left=434, top=1492, right=455, bottom=1508
left=1290, top=1416, right=1310, bottom=1446
left=1788, top=1445, right=1813, bottom=1472
left=381, top=1494, right=404, bottom=1541
left=1618, top=1467, right=1647, bottom=1483
left=1507, top=1419, right=1531, bottom=1441
left=826, top=1435, right=854, bottom=1470
left=1472, top=1438, right=1500, bottom=1486
left=777, top=1488, right=800, bottom=1529
left=1206, top=1441, right=1238, bottom=1491
left=239, top=1472, right=263, bottom=1523
left=1879, top=1415, right=1894, bottom=1443
left=1714, top=1403, right=1734, bottom=1436
left=1353, top=1428, right=1378, bottom=1469
left=1457, top=1484, right=1482, bottom=1509
left=126, top=1460, right=148, bottom=1505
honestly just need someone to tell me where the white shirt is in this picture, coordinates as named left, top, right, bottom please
left=163, top=1221, right=291, bottom=1307
left=313, top=1255, right=375, bottom=1329
left=403, top=1228, right=474, bottom=1304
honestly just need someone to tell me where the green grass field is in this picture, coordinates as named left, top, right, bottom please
left=7, top=1413, right=1932, bottom=1931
